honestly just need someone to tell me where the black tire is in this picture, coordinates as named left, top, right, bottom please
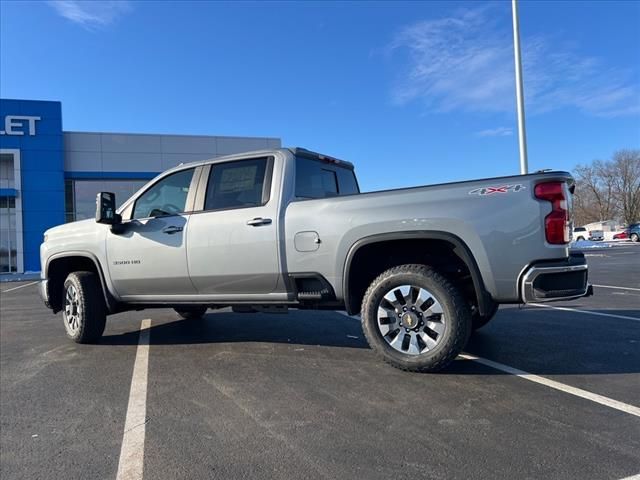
left=577, top=236, right=585, bottom=241
left=471, top=301, right=499, bottom=332
left=631, top=233, right=639, bottom=243
left=360, top=264, right=471, bottom=373
left=174, top=306, right=207, bottom=320
left=62, top=272, right=106, bottom=344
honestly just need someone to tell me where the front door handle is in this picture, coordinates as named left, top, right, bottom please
left=162, top=225, right=183, bottom=234
left=246, top=217, right=272, bottom=226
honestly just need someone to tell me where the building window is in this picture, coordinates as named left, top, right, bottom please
left=0, top=153, right=15, bottom=189
left=0, top=153, right=18, bottom=272
left=66, top=179, right=150, bottom=222
left=64, top=180, right=75, bottom=223
left=0, top=197, right=16, bottom=209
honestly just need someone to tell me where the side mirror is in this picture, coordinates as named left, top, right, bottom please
left=95, top=192, right=122, bottom=225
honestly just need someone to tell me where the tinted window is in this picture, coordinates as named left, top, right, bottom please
left=133, top=168, right=194, bottom=219
left=295, top=157, right=358, bottom=199
left=336, top=168, right=359, bottom=195
left=205, top=158, right=268, bottom=210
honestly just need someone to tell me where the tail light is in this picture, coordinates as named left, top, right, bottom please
left=535, top=181, right=570, bottom=244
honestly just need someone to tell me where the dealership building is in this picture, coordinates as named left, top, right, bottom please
left=0, top=98, right=281, bottom=274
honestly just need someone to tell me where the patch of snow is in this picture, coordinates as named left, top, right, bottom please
left=570, top=240, right=613, bottom=249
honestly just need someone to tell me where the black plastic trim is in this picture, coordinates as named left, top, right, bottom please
left=342, top=231, right=491, bottom=315
left=45, top=252, right=120, bottom=314
left=289, top=272, right=336, bottom=302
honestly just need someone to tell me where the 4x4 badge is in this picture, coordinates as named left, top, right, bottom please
left=469, top=184, right=526, bottom=196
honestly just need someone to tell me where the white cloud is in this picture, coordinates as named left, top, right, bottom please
left=476, top=126, right=513, bottom=137
left=388, top=5, right=640, bottom=117
left=48, top=1, right=131, bottom=30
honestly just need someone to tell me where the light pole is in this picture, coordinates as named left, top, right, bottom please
left=512, top=0, right=528, bottom=175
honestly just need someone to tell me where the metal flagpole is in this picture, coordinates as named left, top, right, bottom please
left=511, top=0, right=528, bottom=175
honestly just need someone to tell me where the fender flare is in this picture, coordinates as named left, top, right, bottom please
left=45, top=251, right=119, bottom=313
left=342, top=231, right=492, bottom=315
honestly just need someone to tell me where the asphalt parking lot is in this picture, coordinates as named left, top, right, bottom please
left=1, top=245, right=639, bottom=480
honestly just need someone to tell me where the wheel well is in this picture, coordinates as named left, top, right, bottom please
left=345, top=238, right=486, bottom=315
left=47, top=256, right=102, bottom=312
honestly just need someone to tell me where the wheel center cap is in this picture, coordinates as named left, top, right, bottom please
left=401, top=312, right=418, bottom=329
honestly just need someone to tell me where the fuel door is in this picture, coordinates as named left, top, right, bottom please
left=294, top=231, right=321, bottom=252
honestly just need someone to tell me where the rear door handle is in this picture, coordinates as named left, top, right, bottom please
left=246, top=217, right=272, bottom=226
left=162, top=225, right=183, bottom=234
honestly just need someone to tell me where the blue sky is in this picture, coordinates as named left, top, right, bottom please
left=1, top=0, right=639, bottom=191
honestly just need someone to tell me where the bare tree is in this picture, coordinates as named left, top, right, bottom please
left=572, top=186, right=598, bottom=226
left=573, top=160, right=617, bottom=224
left=572, top=149, right=640, bottom=226
left=610, top=149, right=640, bottom=225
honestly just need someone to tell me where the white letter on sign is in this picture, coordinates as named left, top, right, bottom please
left=1, top=115, right=41, bottom=136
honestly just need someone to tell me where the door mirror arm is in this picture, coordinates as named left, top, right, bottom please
left=110, top=215, right=126, bottom=234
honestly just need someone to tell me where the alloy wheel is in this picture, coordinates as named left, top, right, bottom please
left=377, top=285, right=446, bottom=355
left=64, top=284, right=81, bottom=335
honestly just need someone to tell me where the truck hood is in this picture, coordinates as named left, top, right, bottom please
left=44, top=218, right=97, bottom=241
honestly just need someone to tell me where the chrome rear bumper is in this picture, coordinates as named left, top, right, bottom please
left=521, top=254, right=592, bottom=303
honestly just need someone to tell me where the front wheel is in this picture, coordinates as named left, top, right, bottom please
left=631, top=233, right=639, bottom=243
left=62, top=272, right=106, bottom=343
left=360, top=264, right=471, bottom=373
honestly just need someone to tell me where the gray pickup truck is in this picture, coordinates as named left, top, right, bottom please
left=40, top=147, right=591, bottom=372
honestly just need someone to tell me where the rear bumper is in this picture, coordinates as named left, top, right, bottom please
left=521, top=253, right=592, bottom=303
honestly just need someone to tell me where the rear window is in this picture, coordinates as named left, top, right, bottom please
left=574, top=227, right=586, bottom=232
left=295, top=157, right=359, bottom=199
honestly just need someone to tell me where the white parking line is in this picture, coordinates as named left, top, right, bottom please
left=336, top=311, right=640, bottom=417
left=593, top=284, right=640, bottom=292
left=0, top=280, right=39, bottom=293
left=459, top=354, right=640, bottom=417
left=618, top=474, right=640, bottom=480
left=529, top=303, right=640, bottom=323
left=116, top=319, right=151, bottom=480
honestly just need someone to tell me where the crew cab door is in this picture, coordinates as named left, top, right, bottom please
left=106, top=167, right=200, bottom=297
left=186, top=156, right=280, bottom=294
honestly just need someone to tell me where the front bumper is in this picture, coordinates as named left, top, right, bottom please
left=521, top=253, right=592, bottom=303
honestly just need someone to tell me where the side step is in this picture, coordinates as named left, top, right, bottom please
left=297, top=289, right=331, bottom=301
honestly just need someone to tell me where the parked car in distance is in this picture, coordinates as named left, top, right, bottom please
left=588, top=230, right=604, bottom=241
left=613, top=231, right=628, bottom=240
left=573, top=227, right=588, bottom=241
left=627, top=223, right=640, bottom=242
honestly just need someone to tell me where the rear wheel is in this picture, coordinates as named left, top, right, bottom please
left=631, top=233, right=639, bottom=243
left=577, top=236, right=585, bottom=241
left=174, top=306, right=207, bottom=320
left=62, top=272, right=106, bottom=343
left=360, top=264, right=471, bottom=373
